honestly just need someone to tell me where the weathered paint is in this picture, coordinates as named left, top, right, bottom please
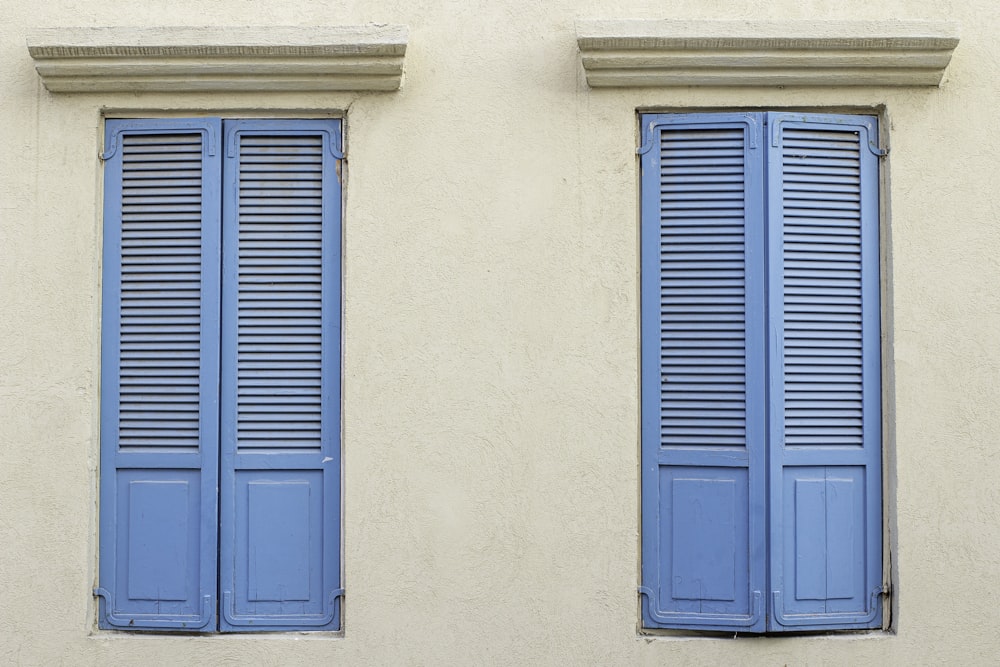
left=1, top=0, right=999, bottom=664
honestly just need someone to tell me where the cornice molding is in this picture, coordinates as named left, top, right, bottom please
left=27, top=26, right=408, bottom=93
left=577, top=20, right=959, bottom=87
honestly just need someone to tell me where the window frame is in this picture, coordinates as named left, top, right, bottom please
left=638, top=110, right=888, bottom=634
left=95, top=115, right=345, bottom=634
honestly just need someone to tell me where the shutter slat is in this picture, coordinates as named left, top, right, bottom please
left=117, top=134, right=205, bottom=452
left=784, top=170, right=865, bottom=440
left=236, top=136, right=323, bottom=451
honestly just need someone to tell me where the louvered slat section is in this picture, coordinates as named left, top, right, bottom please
left=118, top=133, right=204, bottom=451
left=659, top=128, right=747, bottom=447
left=781, top=128, right=863, bottom=446
left=236, top=135, right=323, bottom=452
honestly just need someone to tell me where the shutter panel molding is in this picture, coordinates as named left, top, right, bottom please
left=639, top=113, right=767, bottom=632
left=766, top=113, right=883, bottom=631
left=219, top=119, right=343, bottom=632
left=97, top=118, right=222, bottom=631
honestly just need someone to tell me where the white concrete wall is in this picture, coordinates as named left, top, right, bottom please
left=1, top=1, right=997, bottom=664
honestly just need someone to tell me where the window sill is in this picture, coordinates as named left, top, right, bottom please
left=637, top=628, right=894, bottom=641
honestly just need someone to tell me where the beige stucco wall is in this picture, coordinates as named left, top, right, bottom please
left=1, top=0, right=998, bottom=664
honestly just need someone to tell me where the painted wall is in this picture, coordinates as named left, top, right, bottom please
left=1, top=0, right=997, bottom=664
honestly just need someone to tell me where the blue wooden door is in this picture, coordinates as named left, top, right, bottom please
left=765, top=113, right=883, bottom=631
left=96, top=119, right=222, bottom=631
left=218, top=120, right=343, bottom=631
left=639, top=114, right=767, bottom=632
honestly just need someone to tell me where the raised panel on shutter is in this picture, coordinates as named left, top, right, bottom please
left=97, top=118, right=221, bottom=631
left=219, top=119, right=343, bottom=631
left=766, top=113, right=883, bottom=631
left=639, top=113, right=766, bottom=632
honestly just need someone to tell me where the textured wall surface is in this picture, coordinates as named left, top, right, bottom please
left=1, top=0, right=997, bottom=664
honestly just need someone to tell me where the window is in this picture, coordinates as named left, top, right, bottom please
left=95, top=118, right=342, bottom=632
left=639, top=112, right=883, bottom=632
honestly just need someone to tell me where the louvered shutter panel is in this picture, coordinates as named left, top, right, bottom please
left=219, top=120, right=343, bottom=631
left=639, top=114, right=766, bottom=631
left=766, top=113, right=883, bottom=630
left=97, top=119, right=221, bottom=630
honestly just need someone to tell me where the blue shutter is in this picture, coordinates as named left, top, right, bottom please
left=639, top=113, right=766, bottom=631
left=219, top=120, right=343, bottom=631
left=766, top=113, right=883, bottom=630
left=96, top=119, right=222, bottom=631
